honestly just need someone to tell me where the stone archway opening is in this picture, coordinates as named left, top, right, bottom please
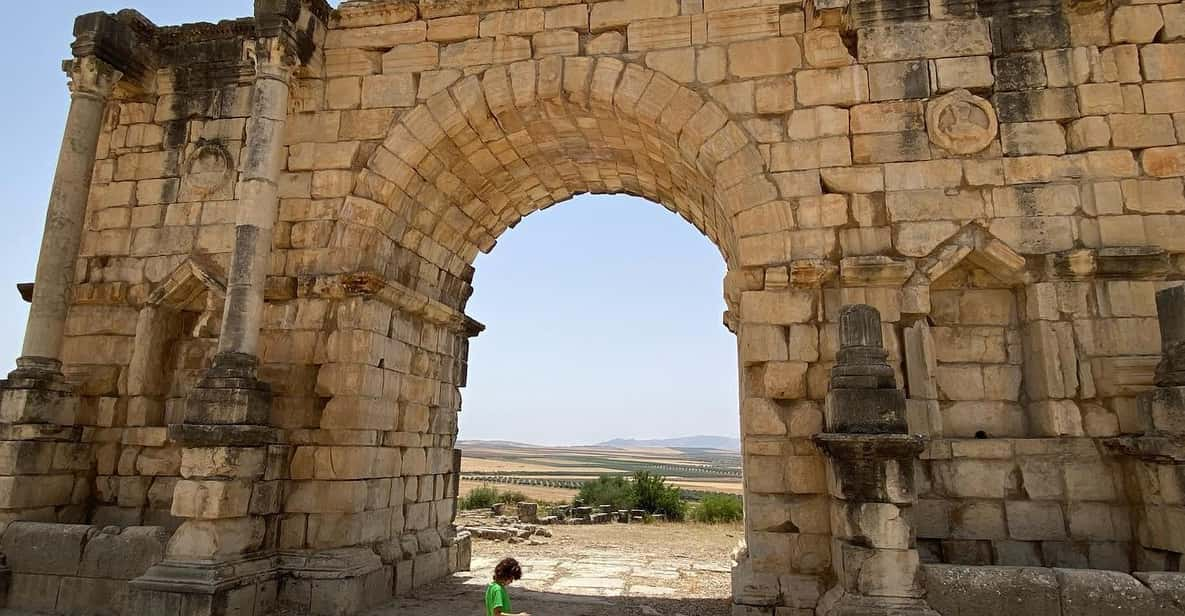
left=448, top=191, right=743, bottom=608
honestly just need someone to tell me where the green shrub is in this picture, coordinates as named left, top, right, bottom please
left=691, top=493, right=744, bottom=523
left=577, top=475, right=637, bottom=511
left=459, top=486, right=529, bottom=510
left=632, top=471, right=686, bottom=521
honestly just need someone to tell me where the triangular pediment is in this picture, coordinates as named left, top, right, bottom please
left=146, top=256, right=227, bottom=310
left=915, top=224, right=1027, bottom=286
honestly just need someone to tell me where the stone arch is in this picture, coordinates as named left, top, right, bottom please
left=330, top=57, right=771, bottom=312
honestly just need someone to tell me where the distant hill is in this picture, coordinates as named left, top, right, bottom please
left=596, top=435, right=741, bottom=451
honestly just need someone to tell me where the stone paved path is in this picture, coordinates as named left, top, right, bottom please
left=367, top=522, right=738, bottom=616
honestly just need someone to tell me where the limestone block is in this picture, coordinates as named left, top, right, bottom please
left=544, top=5, right=587, bottom=30
left=742, top=398, right=786, bottom=436
left=479, top=9, right=545, bottom=37
left=590, top=0, right=678, bottom=31
left=1067, top=117, right=1111, bottom=152
left=0, top=475, right=76, bottom=509
left=382, top=43, right=440, bottom=73
left=710, top=81, right=754, bottom=114
left=706, top=6, right=780, bottom=44
left=1109, top=114, right=1177, bottom=149
left=426, top=15, right=479, bottom=43
left=740, top=324, right=789, bottom=364
left=1001, top=122, right=1067, bottom=156
left=742, top=291, right=815, bottom=325
left=326, top=22, right=425, bottom=50
left=746, top=455, right=787, bottom=493
left=135, top=447, right=181, bottom=476
left=533, top=30, right=580, bottom=57
left=852, top=131, right=930, bottom=164
left=1143, top=145, right=1185, bottom=178
left=361, top=74, right=416, bottom=108
left=822, top=167, right=884, bottom=195
left=923, top=565, right=1061, bottom=616
left=990, top=217, right=1075, bottom=254
left=403, top=448, right=428, bottom=476
left=79, top=526, right=167, bottom=580
left=858, top=19, right=991, bottom=62
left=1044, top=48, right=1091, bottom=88
left=728, top=37, right=801, bottom=78
left=990, top=183, right=1079, bottom=218
left=850, top=100, right=924, bottom=135
left=171, top=479, right=252, bottom=519
left=1076, top=83, right=1124, bottom=117
left=763, top=362, right=808, bottom=399
left=804, top=28, right=853, bottom=68
left=796, top=65, right=868, bottom=107
left=2, top=522, right=92, bottom=575
left=994, top=89, right=1079, bottom=123
left=1113, top=5, right=1165, bottom=44
left=1142, top=44, right=1185, bottom=81
left=628, top=16, right=691, bottom=51
left=587, top=31, right=624, bottom=55
left=787, top=106, right=849, bottom=140
left=1122, top=178, right=1185, bottom=213
left=57, top=577, right=129, bottom=614
left=886, top=189, right=988, bottom=222
left=286, top=481, right=369, bottom=514
left=868, top=60, right=930, bottom=101
left=180, top=447, right=267, bottom=480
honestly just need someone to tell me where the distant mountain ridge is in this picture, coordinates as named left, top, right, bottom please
left=595, top=435, right=741, bottom=450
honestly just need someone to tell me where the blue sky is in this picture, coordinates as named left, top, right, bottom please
left=2, top=2, right=739, bottom=446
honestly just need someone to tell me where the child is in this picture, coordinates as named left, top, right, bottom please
left=485, top=557, right=530, bottom=616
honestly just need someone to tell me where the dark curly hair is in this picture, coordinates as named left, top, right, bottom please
left=493, top=557, right=522, bottom=582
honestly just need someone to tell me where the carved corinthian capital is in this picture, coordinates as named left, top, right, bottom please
left=67, top=55, right=123, bottom=99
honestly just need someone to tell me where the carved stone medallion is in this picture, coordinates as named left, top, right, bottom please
left=926, top=89, right=998, bottom=154
left=183, top=141, right=234, bottom=196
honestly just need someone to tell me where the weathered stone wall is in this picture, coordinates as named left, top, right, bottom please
left=6, top=0, right=1185, bottom=614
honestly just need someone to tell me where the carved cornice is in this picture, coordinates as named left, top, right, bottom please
left=299, top=272, right=486, bottom=337
left=71, top=12, right=155, bottom=89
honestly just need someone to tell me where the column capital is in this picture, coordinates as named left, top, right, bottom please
left=248, top=35, right=301, bottom=83
left=66, top=55, right=123, bottom=99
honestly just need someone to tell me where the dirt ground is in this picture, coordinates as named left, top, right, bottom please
left=368, top=520, right=743, bottom=616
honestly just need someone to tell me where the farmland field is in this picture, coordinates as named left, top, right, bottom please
left=457, top=440, right=743, bottom=499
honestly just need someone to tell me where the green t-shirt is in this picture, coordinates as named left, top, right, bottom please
left=485, top=582, right=511, bottom=616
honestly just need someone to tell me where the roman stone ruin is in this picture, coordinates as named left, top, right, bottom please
left=3, top=0, right=1185, bottom=613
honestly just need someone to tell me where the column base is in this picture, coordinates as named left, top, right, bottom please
left=129, top=552, right=279, bottom=616
left=277, top=548, right=390, bottom=615
left=817, top=588, right=940, bottom=616
left=0, top=357, right=77, bottom=426
left=130, top=547, right=406, bottom=616
left=183, top=353, right=272, bottom=426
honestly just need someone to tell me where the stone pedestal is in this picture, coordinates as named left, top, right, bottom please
left=814, top=305, right=937, bottom=616
left=1104, top=286, right=1185, bottom=564
left=130, top=352, right=282, bottom=613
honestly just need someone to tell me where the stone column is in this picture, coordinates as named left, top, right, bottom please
left=813, top=305, right=937, bottom=616
left=0, top=55, right=121, bottom=524
left=130, top=32, right=297, bottom=616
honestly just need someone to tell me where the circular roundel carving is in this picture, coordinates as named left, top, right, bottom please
left=926, top=89, right=999, bottom=155
left=184, top=142, right=234, bottom=195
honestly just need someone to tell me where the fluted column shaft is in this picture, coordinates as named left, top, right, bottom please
left=19, top=56, right=122, bottom=372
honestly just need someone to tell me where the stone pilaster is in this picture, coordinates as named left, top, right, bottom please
left=814, top=305, right=937, bottom=616
left=0, top=54, right=122, bottom=526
